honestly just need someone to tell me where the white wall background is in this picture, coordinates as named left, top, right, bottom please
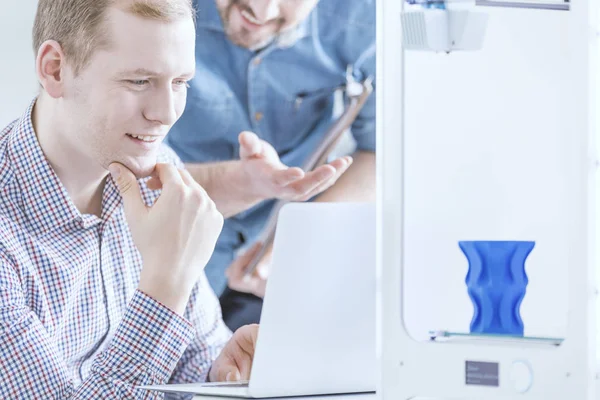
left=0, top=1, right=39, bottom=127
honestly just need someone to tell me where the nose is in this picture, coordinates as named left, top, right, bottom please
left=247, top=0, right=280, bottom=23
left=143, top=86, right=178, bottom=126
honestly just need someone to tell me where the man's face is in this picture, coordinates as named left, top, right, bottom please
left=61, top=8, right=196, bottom=178
left=215, top=0, right=319, bottom=49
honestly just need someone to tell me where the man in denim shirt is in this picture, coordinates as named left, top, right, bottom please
left=166, top=0, right=376, bottom=328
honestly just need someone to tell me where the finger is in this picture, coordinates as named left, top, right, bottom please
left=179, top=169, right=211, bottom=201
left=327, top=155, right=353, bottom=172
left=235, top=352, right=254, bottom=381
left=154, top=163, right=184, bottom=188
left=109, top=163, right=147, bottom=221
left=298, top=176, right=337, bottom=202
left=272, top=167, right=305, bottom=187
left=228, top=271, right=263, bottom=296
left=233, top=325, right=259, bottom=380
left=256, top=261, right=269, bottom=280
left=178, top=169, right=214, bottom=211
left=225, top=369, right=242, bottom=382
left=214, top=365, right=240, bottom=382
left=226, top=242, right=264, bottom=282
left=253, top=245, right=273, bottom=279
left=239, top=131, right=263, bottom=160
left=227, top=243, right=270, bottom=296
left=300, top=157, right=353, bottom=201
left=217, top=335, right=254, bottom=382
left=244, top=242, right=264, bottom=265
left=285, top=164, right=336, bottom=197
left=235, top=324, right=259, bottom=355
left=178, top=167, right=195, bottom=186
left=228, top=275, right=263, bottom=295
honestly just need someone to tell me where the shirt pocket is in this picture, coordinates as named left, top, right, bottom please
left=272, top=90, right=335, bottom=155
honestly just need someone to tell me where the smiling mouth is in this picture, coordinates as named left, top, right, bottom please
left=126, top=133, right=160, bottom=143
left=240, top=8, right=267, bottom=26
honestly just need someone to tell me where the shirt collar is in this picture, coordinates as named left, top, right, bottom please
left=194, top=0, right=313, bottom=48
left=8, top=99, right=124, bottom=236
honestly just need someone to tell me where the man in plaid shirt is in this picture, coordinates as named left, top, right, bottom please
left=0, top=0, right=299, bottom=397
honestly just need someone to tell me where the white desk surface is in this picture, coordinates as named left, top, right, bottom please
left=189, top=388, right=600, bottom=400
left=191, top=393, right=377, bottom=400
left=189, top=394, right=437, bottom=400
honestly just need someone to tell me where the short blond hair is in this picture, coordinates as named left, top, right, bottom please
left=33, top=0, right=195, bottom=75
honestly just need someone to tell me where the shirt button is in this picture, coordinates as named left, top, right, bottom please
left=255, top=112, right=263, bottom=122
left=253, top=57, right=262, bottom=66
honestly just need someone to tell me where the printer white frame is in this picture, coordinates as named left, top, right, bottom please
left=376, top=0, right=598, bottom=398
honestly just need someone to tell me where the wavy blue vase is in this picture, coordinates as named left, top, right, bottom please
left=459, top=241, right=535, bottom=336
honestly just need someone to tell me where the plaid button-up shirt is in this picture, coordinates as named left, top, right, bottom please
left=0, top=101, right=232, bottom=399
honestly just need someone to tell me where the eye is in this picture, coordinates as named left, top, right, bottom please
left=129, top=79, right=149, bottom=86
left=174, top=79, right=191, bottom=88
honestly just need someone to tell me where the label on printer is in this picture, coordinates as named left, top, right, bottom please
left=465, top=360, right=499, bottom=387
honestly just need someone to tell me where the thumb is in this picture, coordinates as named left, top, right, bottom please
left=238, top=131, right=264, bottom=160
left=108, top=163, right=146, bottom=221
left=225, top=369, right=242, bottom=382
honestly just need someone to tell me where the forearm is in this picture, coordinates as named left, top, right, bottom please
left=1, top=290, right=194, bottom=399
left=315, top=151, right=375, bottom=202
left=81, top=291, right=195, bottom=396
left=185, top=161, right=263, bottom=218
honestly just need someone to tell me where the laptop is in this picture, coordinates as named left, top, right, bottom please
left=140, top=202, right=376, bottom=398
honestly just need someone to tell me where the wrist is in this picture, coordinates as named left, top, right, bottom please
left=138, top=277, right=192, bottom=316
left=230, top=161, right=266, bottom=203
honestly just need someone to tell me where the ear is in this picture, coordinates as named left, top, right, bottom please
left=35, top=40, right=69, bottom=99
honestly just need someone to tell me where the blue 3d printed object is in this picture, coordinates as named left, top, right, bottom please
left=459, top=241, right=535, bottom=336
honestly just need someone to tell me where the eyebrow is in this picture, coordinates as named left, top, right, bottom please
left=119, top=68, right=160, bottom=77
left=118, top=68, right=195, bottom=79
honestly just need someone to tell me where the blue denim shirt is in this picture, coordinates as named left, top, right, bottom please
left=166, top=0, right=376, bottom=295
